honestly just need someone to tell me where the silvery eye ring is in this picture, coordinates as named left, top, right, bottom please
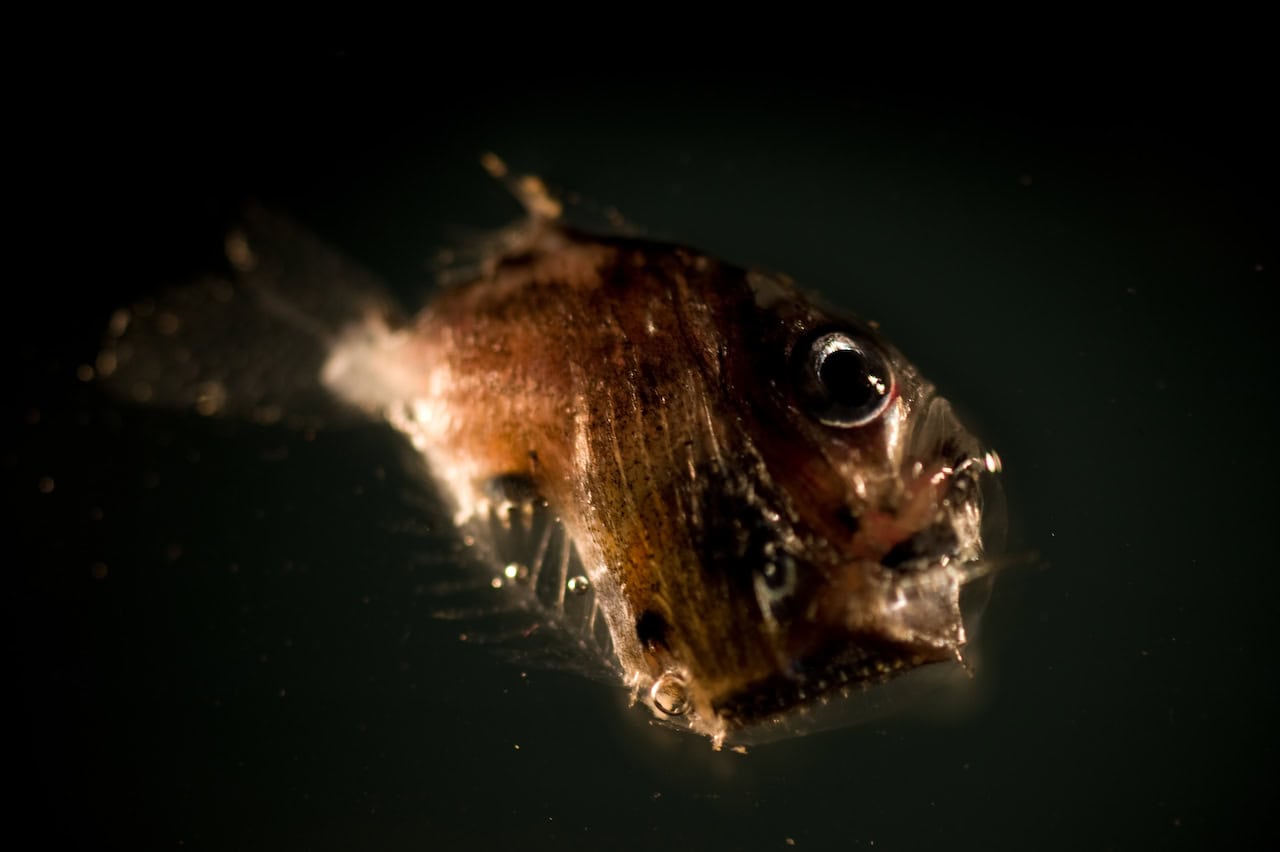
left=796, top=331, right=895, bottom=428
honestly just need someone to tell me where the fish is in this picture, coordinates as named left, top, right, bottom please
left=99, top=163, right=1003, bottom=748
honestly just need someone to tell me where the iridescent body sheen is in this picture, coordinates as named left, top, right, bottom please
left=320, top=214, right=1001, bottom=746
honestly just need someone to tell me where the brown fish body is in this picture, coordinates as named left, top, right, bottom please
left=99, top=200, right=1000, bottom=745
left=324, top=219, right=1000, bottom=744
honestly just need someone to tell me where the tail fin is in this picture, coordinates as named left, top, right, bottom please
left=97, top=206, right=406, bottom=428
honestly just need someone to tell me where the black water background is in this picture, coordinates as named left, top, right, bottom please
left=8, top=51, right=1277, bottom=849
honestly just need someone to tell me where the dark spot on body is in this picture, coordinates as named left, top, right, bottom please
left=836, top=507, right=860, bottom=533
left=636, top=609, right=670, bottom=649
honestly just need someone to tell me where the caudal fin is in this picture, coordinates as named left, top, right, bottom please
left=97, top=206, right=407, bottom=428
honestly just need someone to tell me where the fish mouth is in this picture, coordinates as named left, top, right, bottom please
left=880, top=450, right=996, bottom=573
left=866, top=448, right=999, bottom=627
left=880, top=517, right=964, bottom=571
left=850, top=391, right=998, bottom=582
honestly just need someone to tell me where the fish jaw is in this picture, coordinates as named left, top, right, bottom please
left=640, top=401, right=997, bottom=739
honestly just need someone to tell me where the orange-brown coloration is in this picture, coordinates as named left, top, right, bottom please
left=332, top=218, right=1000, bottom=743
left=96, top=198, right=1000, bottom=745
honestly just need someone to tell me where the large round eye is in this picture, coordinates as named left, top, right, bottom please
left=795, top=331, right=895, bottom=427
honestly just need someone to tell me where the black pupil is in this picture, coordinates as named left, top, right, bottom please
left=818, top=347, right=878, bottom=409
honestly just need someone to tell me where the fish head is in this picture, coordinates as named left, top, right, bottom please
left=633, top=263, right=1001, bottom=739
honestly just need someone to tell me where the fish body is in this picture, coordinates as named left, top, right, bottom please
left=317, top=215, right=1001, bottom=745
left=99, top=182, right=1001, bottom=746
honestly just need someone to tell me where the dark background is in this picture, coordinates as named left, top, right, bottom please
left=7, top=44, right=1277, bottom=849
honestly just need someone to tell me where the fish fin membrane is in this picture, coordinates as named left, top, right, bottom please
left=97, top=205, right=406, bottom=428
left=423, top=485, right=621, bottom=684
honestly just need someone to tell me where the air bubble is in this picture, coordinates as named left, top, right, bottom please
left=566, top=575, right=590, bottom=595
left=650, top=673, right=690, bottom=716
left=503, top=562, right=528, bottom=581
